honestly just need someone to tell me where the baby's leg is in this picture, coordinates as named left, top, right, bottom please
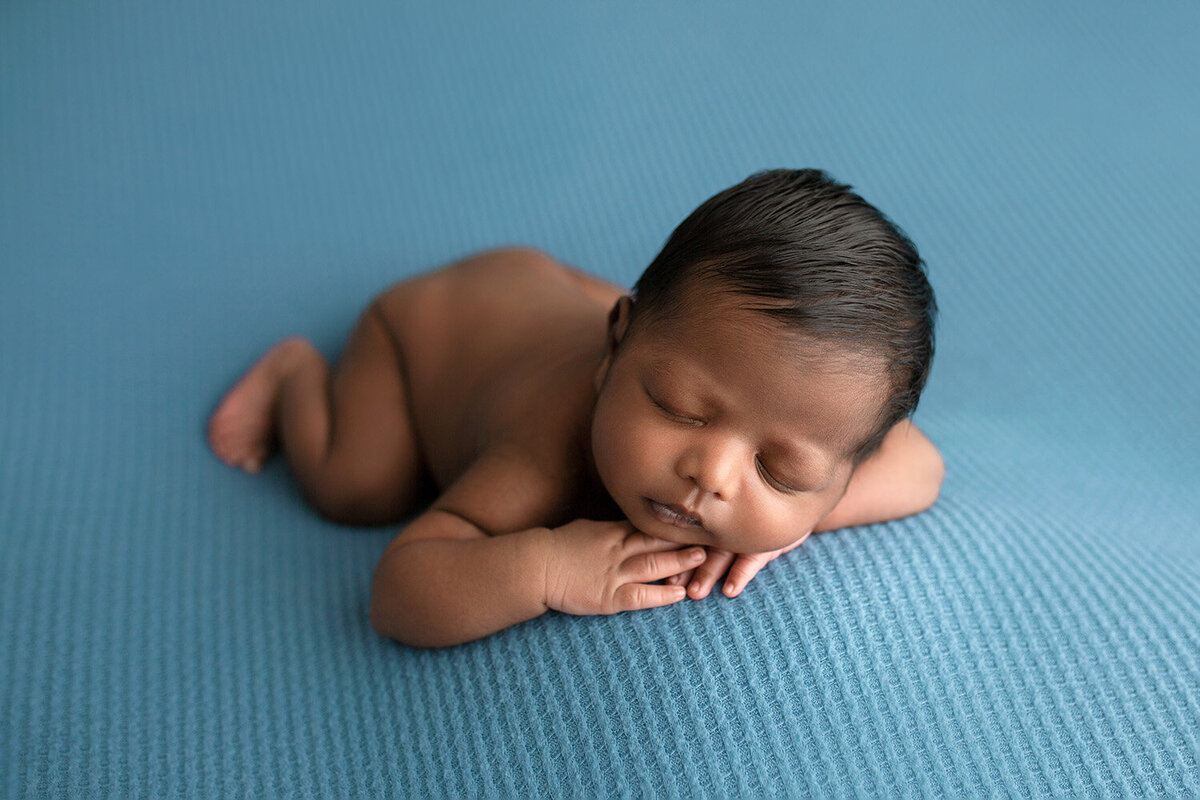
left=208, top=301, right=431, bottom=526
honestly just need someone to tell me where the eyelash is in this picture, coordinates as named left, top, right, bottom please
left=647, top=388, right=800, bottom=495
left=756, top=457, right=799, bottom=495
left=647, top=390, right=704, bottom=426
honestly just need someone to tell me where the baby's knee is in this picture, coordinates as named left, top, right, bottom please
left=302, top=474, right=401, bottom=527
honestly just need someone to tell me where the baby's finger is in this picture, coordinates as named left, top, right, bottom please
left=722, top=553, right=770, bottom=598
left=628, top=546, right=706, bottom=584
left=687, top=549, right=735, bottom=599
left=666, top=568, right=695, bottom=587
left=613, top=582, right=688, bottom=613
left=623, top=529, right=696, bottom=554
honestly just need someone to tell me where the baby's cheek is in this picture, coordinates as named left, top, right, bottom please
left=594, top=414, right=654, bottom=497
left=744, top=499, right=817, bottom=552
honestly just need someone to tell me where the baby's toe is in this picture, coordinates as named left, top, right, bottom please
left=207, top=406, right=270, bottom=472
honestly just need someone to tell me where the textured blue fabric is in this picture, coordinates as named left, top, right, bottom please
left=3, top=1, right=1199, bottom=797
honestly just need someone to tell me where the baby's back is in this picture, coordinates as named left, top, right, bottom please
left=373, top=248, right=624, bottom=494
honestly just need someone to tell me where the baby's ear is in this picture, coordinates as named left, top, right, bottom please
left=595, top=296, right=634, bottom=392
left=606, top=295, right=634, bottom=349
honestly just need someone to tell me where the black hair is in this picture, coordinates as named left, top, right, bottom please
left=632, top=168, right=936, bottom=463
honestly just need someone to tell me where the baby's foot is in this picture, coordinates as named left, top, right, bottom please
left=207, top=337, right=311, bottom=473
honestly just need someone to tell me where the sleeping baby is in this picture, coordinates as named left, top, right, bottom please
left=207, top=169, right=944, bottom=647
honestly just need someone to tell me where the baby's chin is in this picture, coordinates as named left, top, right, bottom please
left=613, top=491, right=811, bottom=553
left=639, top=515, right=810, bottom=555
left=615, top=496, right=709, bottom=546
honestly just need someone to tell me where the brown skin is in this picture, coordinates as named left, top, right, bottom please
left=208, top=247, right=944, bottom=647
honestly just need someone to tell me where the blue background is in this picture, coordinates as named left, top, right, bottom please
left=3, top=1, right=1198, bottom=796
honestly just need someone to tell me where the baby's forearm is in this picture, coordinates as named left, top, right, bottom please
left=370, top=519, right=551, bottom=648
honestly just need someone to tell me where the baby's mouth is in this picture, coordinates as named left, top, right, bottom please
left=645, top=498, right=703, bottom=530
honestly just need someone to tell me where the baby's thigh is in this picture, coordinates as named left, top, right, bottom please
left=318, top=297, right=430, bottom=522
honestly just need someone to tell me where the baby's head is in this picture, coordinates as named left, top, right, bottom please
left=591, top=169, right=936, bottom=552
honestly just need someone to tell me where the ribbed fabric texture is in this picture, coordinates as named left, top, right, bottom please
left=2, top=1, right=1198, bottom=797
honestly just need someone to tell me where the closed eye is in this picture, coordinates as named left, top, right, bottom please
left=645, top=387, right=704, bottom=426
left=756, top=456, right=799, bottom=494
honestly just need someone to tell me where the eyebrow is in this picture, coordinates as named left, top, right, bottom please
left=644, top=358, right=678, bottom=381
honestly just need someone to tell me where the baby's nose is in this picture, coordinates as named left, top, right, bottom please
left=679, top=441, right=739, bottom=500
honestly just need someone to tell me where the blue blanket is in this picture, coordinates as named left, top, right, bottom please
left=3, top=1, right=1197, bottom=796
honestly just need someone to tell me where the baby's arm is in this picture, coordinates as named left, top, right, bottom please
left=369, top=454, right=700, bottom=647
left=813, top=419, right=944, bottom=533
left=369, top=509, right=548, bottom=647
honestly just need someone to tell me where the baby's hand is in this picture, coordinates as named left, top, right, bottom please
left=666, top=534, right=809, bottom=600
left=542, top=520, right=706, bottom=616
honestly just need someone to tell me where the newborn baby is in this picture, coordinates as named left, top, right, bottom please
left=208, top=169, right=944, bottom=647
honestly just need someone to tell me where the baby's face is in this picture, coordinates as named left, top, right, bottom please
left=591, top=292, right=886, bottom=554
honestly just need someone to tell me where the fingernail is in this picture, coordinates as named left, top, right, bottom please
left=724, top=584, right=737, bottom=597
left=689, top=548, right=704, bottom=562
